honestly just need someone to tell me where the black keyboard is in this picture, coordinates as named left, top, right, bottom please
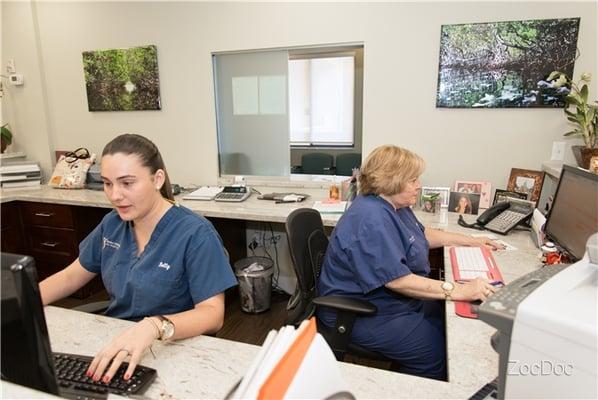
left=469, top=377, right=498, bottom=400
left=53, top=352, right=157, bottom=399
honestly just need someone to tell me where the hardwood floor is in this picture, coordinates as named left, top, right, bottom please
left=215, top=290, right=290, bottom=345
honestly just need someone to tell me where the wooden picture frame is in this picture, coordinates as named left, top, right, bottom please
left=506, top=168, right=545, bottom=203
left=454, top=180, right=492, bottom=208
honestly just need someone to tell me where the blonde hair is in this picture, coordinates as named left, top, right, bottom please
left=358, top=145, right=425, bottom=196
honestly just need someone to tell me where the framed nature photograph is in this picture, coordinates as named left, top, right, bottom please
left=436, top=17, right=580, bottom=108
left=506, top=168, right=546, bottom=203
left=82, top=45, right=161, bottom=111
left=420, top=186, right=451, bottom=207
left=493, top=189, right=528, bottom=205
left=454, top=181, right=492, bottom=208
left=448, top=191, right=481, bottom=215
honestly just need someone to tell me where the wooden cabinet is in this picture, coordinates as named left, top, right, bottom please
left=2, top=201, right=110, bottom=298
left=1, top=202, right=25, bottom=254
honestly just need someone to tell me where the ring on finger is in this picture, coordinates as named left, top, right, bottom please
left=119, top=349, right=130, bottom=356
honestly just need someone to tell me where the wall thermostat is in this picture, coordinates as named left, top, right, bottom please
left=9, top=74, right=24, bottom=86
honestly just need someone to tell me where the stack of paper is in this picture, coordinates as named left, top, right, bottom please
left=183, top=186, right=223, bottom=200
left=312, top=200, right=347, bottom=214
left=231, top=318, right=350, bottom=400
left=0, top=161, right=42, bottom=188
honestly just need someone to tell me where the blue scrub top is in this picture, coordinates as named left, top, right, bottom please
left=79, top=204, right=237, bottom=321
left=318, top=194, right=431, bottom=323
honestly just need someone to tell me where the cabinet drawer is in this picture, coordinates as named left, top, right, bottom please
left=21, top=202, right=74, bottom=228
left=29, top=226, right=77, bottom=259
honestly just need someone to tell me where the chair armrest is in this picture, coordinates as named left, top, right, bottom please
left=313, top=295, right=377, bottom=316
left=72, top=300, right=110, bottom=314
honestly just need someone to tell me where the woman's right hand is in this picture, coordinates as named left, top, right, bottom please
left=452, top=278, right=496, bottom=302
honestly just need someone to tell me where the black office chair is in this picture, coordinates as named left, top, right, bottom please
left=295, top=153, right=334, bottom=175
left=335, top=153, right=361, bottom=177
left=285, top=208, right=398, bottom=367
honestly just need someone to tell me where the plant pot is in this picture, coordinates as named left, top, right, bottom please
left=571, top=145, right=598, bottom=169
left=1, top=137, right=7, bottom=154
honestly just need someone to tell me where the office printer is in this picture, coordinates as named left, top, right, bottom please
left=478, top=233, right=597, bottom=399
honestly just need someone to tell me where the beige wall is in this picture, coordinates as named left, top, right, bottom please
left=2, top=1, right=597, bottom=190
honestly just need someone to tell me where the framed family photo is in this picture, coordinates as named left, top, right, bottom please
left=454, top=181, right=492, bottom=208
left=506, top=168, right=545, bottom=203
left=448, top=191, right=481, bottom=215
left=420, top=186, right=451, bottom=207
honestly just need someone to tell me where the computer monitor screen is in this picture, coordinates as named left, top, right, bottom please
left=544, top=165, right=598, bottom=261
left=1, top=252, right=59, bottom=395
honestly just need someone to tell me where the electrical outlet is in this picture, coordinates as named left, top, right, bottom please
left=551, top=141, right=566, bottom=161
left=6, top=59, right=16, bottom=74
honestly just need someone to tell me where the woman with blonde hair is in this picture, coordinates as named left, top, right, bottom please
left=317, top=145, right=503, bottom=380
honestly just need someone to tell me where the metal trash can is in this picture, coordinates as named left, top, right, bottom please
left=233, top=256, right=274, bottom=313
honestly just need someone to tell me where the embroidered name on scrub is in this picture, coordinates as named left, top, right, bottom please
left=409, top=235, right=416, bottom=243
left=102, top=237, right=121, bottom=250
left=158, top=262, right=171, bottom=271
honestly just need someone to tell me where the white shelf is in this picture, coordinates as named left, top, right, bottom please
left=0, top=151, right=26, bottom=160
left=541, top=160, right=563, bottom=179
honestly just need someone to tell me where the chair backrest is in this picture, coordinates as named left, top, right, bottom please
left=300, top=153, right=334, bottom=175
left=285, top=208, right=328, bottom=325
left=335, top=153, right=361, bottom=177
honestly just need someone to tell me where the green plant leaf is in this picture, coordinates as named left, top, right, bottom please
left=580, top=84, right=588, bottom=103
left=563, top=129, right=580, bottom=136
left=547, top=71, right=561, bottom=81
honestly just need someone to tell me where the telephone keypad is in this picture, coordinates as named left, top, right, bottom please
left=485, top=210, right=527, bottom=234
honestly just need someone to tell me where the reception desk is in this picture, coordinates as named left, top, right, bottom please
left=0, top=186, right=543, bottom=398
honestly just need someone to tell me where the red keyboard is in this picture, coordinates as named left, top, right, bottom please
left=449, top=247, right=504, bottom=319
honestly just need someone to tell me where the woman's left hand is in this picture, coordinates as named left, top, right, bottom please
left=86, top=317, right=159, bottom=383
left=469, top=236, right=505, bottom=251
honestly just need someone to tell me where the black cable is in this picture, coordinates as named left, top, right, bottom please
left=457, top=215, right=485, bottom=230
left=269, top=222, right=281, bottom=291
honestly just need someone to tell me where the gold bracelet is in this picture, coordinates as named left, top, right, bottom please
left=143, top=317, right=161, bottom=340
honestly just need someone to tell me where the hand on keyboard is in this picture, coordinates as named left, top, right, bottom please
left=453, top=277, right=498, bottom=302
left=86, top=318, right=158, bottom=384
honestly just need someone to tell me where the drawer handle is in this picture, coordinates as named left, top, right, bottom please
left=41, top=241, right=60, bottom=248
left=35, top=212, right=55, bottom=217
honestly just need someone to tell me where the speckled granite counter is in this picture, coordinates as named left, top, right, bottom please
left=0, top=185, right=342, bottom=226
left=1, top=187, right=543, bottom=398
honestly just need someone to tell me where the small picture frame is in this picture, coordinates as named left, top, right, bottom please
left=507, top=168, right=546, bottom=204
left=493, top=189, right=528, bottom=205
left=454, top=181, right=492, bottom=208
left=448, top=191, right=481, bottom=215
left=420, top=186, right=451, bottom=207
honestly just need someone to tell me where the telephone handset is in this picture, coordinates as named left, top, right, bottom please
left=476, top=198, right=534, bottom=234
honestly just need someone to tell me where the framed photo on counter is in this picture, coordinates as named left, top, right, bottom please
left=454, top=180, right=492, bottom=208
left=506, top=168, right=545, bottom=204
left=420, top=186, right=451, bottom=207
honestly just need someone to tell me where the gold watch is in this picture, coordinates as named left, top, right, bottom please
left=155, top=315, right=175, bottom=341
left=441, top=281, right=455, bottom=301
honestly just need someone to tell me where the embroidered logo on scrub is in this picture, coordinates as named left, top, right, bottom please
left=102, top=237, right=121, bottom=250
left=409, top=235, right=416, bottom=243
left=158, top=262, right=171, bottom=271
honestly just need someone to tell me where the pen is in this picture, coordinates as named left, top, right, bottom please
left=489, top=280, right=504, bottom=287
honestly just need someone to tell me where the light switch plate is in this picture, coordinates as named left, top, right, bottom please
left=551, top=141, right=566, bottom=161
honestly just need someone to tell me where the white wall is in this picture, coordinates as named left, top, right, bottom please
left=2, top=1, right=597, bottom=191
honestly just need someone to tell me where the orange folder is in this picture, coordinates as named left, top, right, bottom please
left=257, top=318, right=317, bottom=400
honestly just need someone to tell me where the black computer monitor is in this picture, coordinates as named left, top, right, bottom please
left=544, top=165, right=598, bottom=261
left=1, top=252, right=59, bottom=395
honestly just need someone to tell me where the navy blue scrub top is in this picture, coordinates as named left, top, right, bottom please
left=318, top=194, right=431, bottom=324
left=79, top=204, right=237, bottom=321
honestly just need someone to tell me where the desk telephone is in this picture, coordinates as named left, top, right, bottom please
left=459, top=198, right=535, bottom=235
left=214, top=186, right=251, bottom=202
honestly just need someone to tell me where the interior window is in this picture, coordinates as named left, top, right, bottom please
left=213, top=44, right=363, bottom=179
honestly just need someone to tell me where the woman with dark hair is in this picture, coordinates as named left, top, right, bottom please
left=454, top=194, right=473, bottom=214
left=40, top=134, right=237, bottom=384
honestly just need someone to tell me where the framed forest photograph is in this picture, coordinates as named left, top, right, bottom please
left=436, top=17, right=580, bottom=108
left=83, top=45, right=161, bottom=111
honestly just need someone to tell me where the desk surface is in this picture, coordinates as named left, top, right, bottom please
left=0, top=186, right=543, bottom=398
left=0, top=185, right=342, bottom=226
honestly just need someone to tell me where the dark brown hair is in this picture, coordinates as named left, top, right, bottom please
left=102, top=134, right=174, bottom=200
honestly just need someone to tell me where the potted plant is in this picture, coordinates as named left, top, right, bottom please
left=1, top=123, right=13, bottom=153
left=548, top=71, right=598, bottom=169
